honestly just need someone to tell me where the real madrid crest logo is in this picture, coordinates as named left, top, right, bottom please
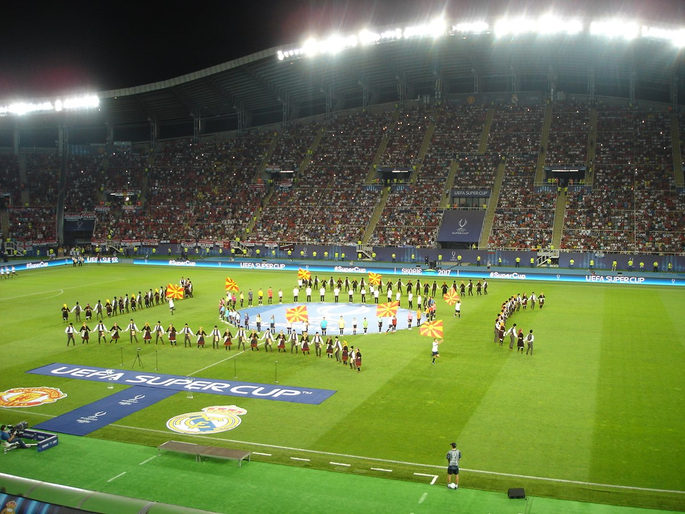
left=0, top=387, right=67, bottom=408
left=166, top=405, right=247, bottom=435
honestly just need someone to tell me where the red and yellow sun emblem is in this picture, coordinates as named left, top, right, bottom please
left=0, top=387, right=67, bottom=408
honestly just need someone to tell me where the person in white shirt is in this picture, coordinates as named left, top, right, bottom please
left=306, top=286, right=312, bottom=302
left=454, top=300, right=461, bottom=318
left=260, top=330, right=275, bottom=351
left=333, top=337, right=342, bottom=362
left=65, top=323, right=76, bottom=346
left=319, top=287, right=326, bottom=301
left=278, top=289, right=283, bottom=303
left=293, top=287, right=299, bottom=302
left=210, top=325, right=222, bottom=349
left=168, top=298, right=175, bottom=315
left=348, top=289, right=354, bottom=302
left=125, top=319, right=139, bottom=344
left=525, top=329, right=535, bottom=355
left=387, top=289, right=393, bottom=301
left=431, top=339, right=441, bottom=364
left=360, top=286, right=366, bottom=303
left=154, top=321, right=166, bottom=344
left=408, top=291, right=414, bottom=309
left=181, top=323, right=194, bottom=348
left=334, top=287, right=340, bottom=302
left=94, top=321, right=108, bottom=344
left=374, top=288, right=379, bottom=304
left=395, top=290, right=401, bottom=305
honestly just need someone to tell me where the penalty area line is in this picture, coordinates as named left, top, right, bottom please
left=139, top=455, right=158, bottom=465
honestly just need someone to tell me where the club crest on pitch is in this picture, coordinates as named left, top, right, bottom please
left=166, top=405, right=247, bottom=434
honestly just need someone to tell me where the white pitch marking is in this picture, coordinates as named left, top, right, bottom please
left=189, top=349, right=246, bottom=376
left=330, top=461, right=351, bottom=467
left=414, top=472, right=439, bottom=485
left=418, top=492, right=428, bottom=504
left=290, top=457, right=310, bottom=462
left=107, top=471, right=127, bottom=483
left=253, top=452, right=272, bottom=456
left=0, top=288, right=64, bottom=302
left=139, top=455, right=158, bottom=465
left=12, top=413, right=684, bottom=497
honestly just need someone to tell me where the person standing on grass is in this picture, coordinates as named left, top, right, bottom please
left=181, top=323, right=194, bottom=348
left=154, top=321, right=166, bottom=344
left=125, top=319, right=139, bottom=344
left=167, top=324, right=177, bottom=346
left=526, top=329, right=535, bottom=355
left=168, top=298, right=175, bottom=316
left=94, top=320, right=108, bottom=344
left=517, top=329, right=525, bottom=353
left=211, top=325, right=221, bottom=349
left=355, top=348, right=362, bottom=372
left=454, top=300, right=461, bottom=318
left=446, top=442, right=462, bottom=489
left=431, top=338, right=441, bottom=364
left=65, top=323, right=76, bottom=346
left=507, top=323, right=517, bottom=350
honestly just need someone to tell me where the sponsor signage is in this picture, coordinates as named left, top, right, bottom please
left=133, top=260, right=685, bottom=287
left=28, top=363, right=336, bottom=405
left=452, top=189, right=490, bottom=197
left=437, top=210, right=486, bottom=243
left=34, top=386, right=176, bottom=436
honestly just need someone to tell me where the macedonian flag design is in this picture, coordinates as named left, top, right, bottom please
left=286, top=305, right=309, bottom=323
left=297, top=268, right=311, bottom=281
left=368, top=272, right=382, bottom=286
left=419, top=320, right=444, bottom=338
left=443, top=288, right=460, bottom=306
left=376, top=300, right=400, bottom=318
left=225, top=277, right=239, bottom=292
left=166, top=284, right=184, bottom=299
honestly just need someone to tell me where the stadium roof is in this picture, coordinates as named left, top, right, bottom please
left=4, top=32, right=685, bottom=136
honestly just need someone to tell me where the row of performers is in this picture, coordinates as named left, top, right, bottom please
left=296, top=276, right=482, bottom=297
left=64, top=321, right=362, bottom=369
left=60, top=281, right=193, bottom=322
left=493, top=292, right=545, bottom=350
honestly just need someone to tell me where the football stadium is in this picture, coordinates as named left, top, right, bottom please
left=1, top=5, right=684, bottom=514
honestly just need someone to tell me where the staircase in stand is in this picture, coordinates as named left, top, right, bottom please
left=478, top=160, right=506, bottom=249
left=551, top=189, right=567, bottom=248
left=362, top=186, right=390, bottom=244
left=440, top=160, right=458, bottom=209
left=409, top=122, right=435, bottom=184
left=585, top=108, right=598, bottom=187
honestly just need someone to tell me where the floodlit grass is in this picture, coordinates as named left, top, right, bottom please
left=0, top=263, right=683, bottom=510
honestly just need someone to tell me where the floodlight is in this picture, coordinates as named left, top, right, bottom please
left=277, top=50, right=285, bottom=61
left=590, top=19, right=639, bottom=40
left=494, top=17, right=537, bottom=37
left=452, top=21, right=489, bottom=34
left=380, top=28, right=403, bottom=41
left=642, top=25, right=685, bottom=47
left=358, top=28, right=380, bottom=46
left=536, top=14, right=583, bottom=35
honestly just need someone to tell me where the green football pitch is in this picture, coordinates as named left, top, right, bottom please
left=0, top=263, right=683, bottom=512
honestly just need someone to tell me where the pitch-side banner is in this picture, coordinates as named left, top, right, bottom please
left=34, top=386, right=175, bottom=436
left=437, top=210, right=486, bottom=243
left=28, top=363, right=336, bottom=404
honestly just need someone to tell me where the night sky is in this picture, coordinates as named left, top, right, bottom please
left=0, top=0, right=683, bottom=99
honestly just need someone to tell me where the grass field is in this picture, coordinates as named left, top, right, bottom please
left=0, top=262, right=684, bottom=511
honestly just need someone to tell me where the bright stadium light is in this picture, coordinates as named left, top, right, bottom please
left=536, top=14, right=583, bottom=35
left=642, top=25, right=685, bottom=47
left=358, top=28, right=381, bottom=46
left=452, top=21, right=489, bottom=34
left=590, top=19, right=640, bottom=40
left=403, top=16, right=447, bottom=39
left=494, top=16, right=537, bottom=37
left=0, top=94, right=99, bottom=117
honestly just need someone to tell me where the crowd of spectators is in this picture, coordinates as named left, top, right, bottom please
left=250, top=111, right=386, bottom=244
left=562, top=107, right=681, bottom=252
left=2, top=102, right=682, bottom=254
left=488, top=156, right=556, bottom=249
left=488, top=104, right=543, bottom=156
left=546, top=102, right=589, bottom=167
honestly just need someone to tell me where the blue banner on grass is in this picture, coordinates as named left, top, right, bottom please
left=27, top=363, right=336, bottom=404
left=34, top=386, right=176, bottom=436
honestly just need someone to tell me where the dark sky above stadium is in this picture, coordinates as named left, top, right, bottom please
left=1, top=0, right=683, bottom=99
